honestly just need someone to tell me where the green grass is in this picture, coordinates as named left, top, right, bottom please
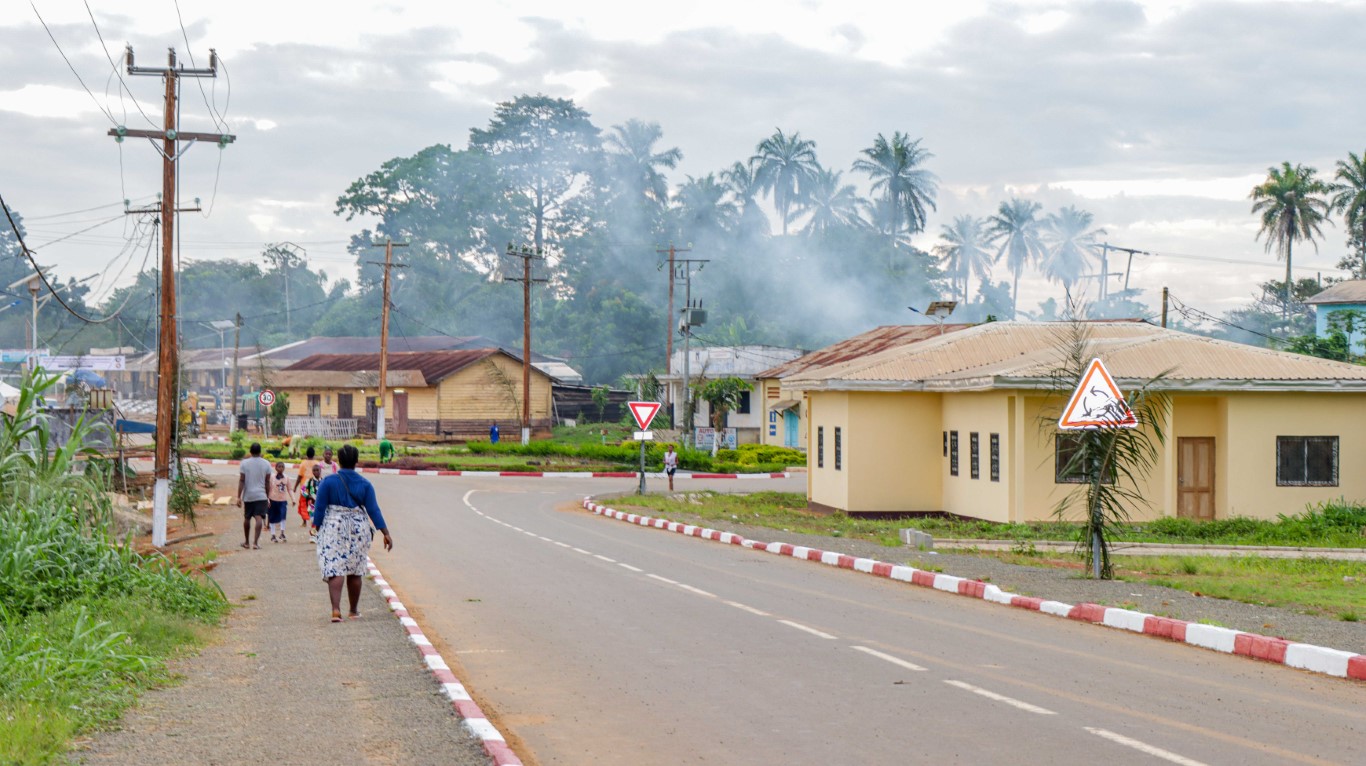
left=616, top=492, right=1366, bottom=549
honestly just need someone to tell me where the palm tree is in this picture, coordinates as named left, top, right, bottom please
left=852, top=132, right=938, bottom=248
left=1041, top=206, right=1106, bottom=300
left=603, top=119, right=682, bottom=207
left=721, top=161, right=770, bottom=235
left=934, top=216, right=992, bottom=303
left=988, top=198, right=1047, bottom=318
left=800, top=167, right=863, bottom=236
left=1330, top=150, right=1366, bottom=277
left=673, top=174, right=737, bottom=236
left=750, top=129, right=819, bottom=236
left=1250, top=162, right=1331, bottom=312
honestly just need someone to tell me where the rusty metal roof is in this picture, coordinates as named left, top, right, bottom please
left=270, top=369, right=428, bottom=389
left=757, top=324, right=973, bottom=379
left=786, top=322, right=1366, bottom=392
left=283, top=349, right=530, bottom=383
left=1305, top=280, right=1366, bottom=305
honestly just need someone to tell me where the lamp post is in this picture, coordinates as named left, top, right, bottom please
left=208, top=320, right=236, bottom=390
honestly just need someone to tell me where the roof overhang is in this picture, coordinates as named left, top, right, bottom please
left=791, top=376, right=1366, bottom=394
left=768, top=398, right=800, bottom=411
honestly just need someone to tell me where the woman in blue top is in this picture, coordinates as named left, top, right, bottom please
left=311, top=444, right=393, bottom=622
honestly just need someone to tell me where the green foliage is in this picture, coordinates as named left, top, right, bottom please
left=590, top=385, right=610, bottom=423
left=268, top=391, right=290, bottom=436
left=169, top=461, right=206, bottom=530
left=693, top=377, right=753, bottom=429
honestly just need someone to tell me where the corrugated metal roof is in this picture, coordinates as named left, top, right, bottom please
left=757, top=324, right=972, bottom=379
left=248, top=335, right=488, bottom=362
left=270, top=369, right=428, bottom=389
left=284, top=348, right=550, bottom=384
left=1305, top=280, right=1366, bottom=305
left=785, top=322, right=1366, bottom=392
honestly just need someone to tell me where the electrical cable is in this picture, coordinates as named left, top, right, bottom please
left=83, top=0, right=157, bottom=128
left=30, top=2, right=118, bottom=126
left=28, top=214, right=126, bottom=249
left=1, top=192, right=127, bottom=325
left=173, top=0, right=227, bottom=132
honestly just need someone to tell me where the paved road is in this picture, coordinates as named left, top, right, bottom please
left=356, top=474, right=1364, bottom=765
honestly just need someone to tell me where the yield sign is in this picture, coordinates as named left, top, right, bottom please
left=627, top=401, right=662, bottom=431
left=1058, top=358, right=1138, bottom=430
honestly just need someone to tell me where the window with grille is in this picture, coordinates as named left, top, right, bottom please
left=834, top=427, right=842, bottom=470
left=1276, top=436, right=1338, bottom=486
left=970, top=433, right=980, bottom=480
left=990, top=433, right=1000, bottom=482
left=950, top=431, right=959, bottom=477
left=1055, top=434, right=1115, bottom=484
left=817, top=427, right=824, bottom=468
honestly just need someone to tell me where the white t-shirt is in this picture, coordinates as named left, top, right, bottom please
left=664, top=451, right=678, bottom=470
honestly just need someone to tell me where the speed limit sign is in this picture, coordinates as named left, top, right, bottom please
left=258, top=389, right=276, bottom=407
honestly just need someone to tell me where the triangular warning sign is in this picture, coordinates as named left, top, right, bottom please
left=627, top=401, right=662, bottom=431
left=1058, top=358, right=1138, bottom=430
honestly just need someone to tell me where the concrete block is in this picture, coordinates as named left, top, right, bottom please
left=899, top=528, right=934, bottom=550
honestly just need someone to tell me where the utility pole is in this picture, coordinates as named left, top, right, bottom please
left=656, top=244, right=690, bottom=372
left=1098, top=242, right=1149, bottom=298
left=672, top=257, right=708, bottom=447
left=112, top=46, right=233, bottom=548
left=230, top=312, right=242, bottom=423
left=1161, top=287, right=1169, bottom=328
left=368, top=239, right=408, bottom=441
left=504, top=244, right=547, bottom=445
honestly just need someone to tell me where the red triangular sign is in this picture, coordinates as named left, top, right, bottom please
left=627, top=401, right=661, bottom=431
left=1058, top=358, right=1138, bottom=429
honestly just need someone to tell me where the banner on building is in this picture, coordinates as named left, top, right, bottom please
left=694, top=427, right=737, bottom=451
left=38, top=355, right=126, bottom=372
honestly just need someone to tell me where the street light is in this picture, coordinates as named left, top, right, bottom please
left=208, top=319, right=236, bottom=391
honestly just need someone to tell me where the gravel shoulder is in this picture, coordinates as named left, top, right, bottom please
left=73, top=499, right=490, bottom=766
left=602, top=502, right=1366, bottom=656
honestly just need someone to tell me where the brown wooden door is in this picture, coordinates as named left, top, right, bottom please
left=336, top=393, right=353, bottom=420
left=393, top=392, right=409, bottom=434
left=1177, top=437, right=1215, bottom=520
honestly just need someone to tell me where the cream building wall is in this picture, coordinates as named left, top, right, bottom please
left=848, top=392, right=943, bottom=512
left=940, top=392, right=1012, bottom=523
left=806, top=392, right=850, bottom=511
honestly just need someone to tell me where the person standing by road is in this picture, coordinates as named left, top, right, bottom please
left=664, top=444, right=679, bottom=491
left=320, top=445, right=340, bottom=476
left=235, top=443, right=273, bottom=549
left=311, top=444, right=392, bottom=623
left=267, top=461, right=291, bottom=543
left=489, top=422, right=499, bottom=444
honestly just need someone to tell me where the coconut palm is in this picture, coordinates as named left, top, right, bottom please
left=673, top=174, right=737, bottom=237
left=721, top=160, right=770, bottom=235
left=852, top=132, right=938, bottom=247
left=603, top=119, right=682, bottom=207
left=934, top=216, right=992, bottom=303
left=800, top=167, right=863, bottom=236
left=750, top=129, right=819, bottom=236
left=988, top=198, right=1047, bottom=318
left=1041, top=206, right=1106, bottom=299
left=1330, top=150, right=1366, bottom=277
left=1250, top=162, right=1331, bottom=312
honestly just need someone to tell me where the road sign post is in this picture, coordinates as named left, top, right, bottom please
left=628, top=401, right=662, bottom=495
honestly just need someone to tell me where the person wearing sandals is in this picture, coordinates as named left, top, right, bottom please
left=236, top=443, right=272, bottom=549
left=311, top=444, right=393, bottom=622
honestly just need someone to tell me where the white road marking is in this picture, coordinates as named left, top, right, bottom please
left=538, top=536, right=553, bottom=542
left=593, top=554, right=617, bottom=563
left=676, top=584, right=716, bottom=598
left=462, top=490, right=477, bottom=506
left=511, top=526, right=524, bottom=532
left=647, top=574, right=679, bottom=585
left=723, top=601, right=771, bottom=617
left=850, top=645, right=928, bottom=672
left=572, top=547, right=592, bottom=555
left=1085, top=728, right=1210, bottom=766
left=454, top=649, right=509, bottom=655
left=554, top=541, right=571, bottom=548
left=778, top=620, right=837, bottom=640
left=617, top=563, right=643, bottom=573
left=943, top=680, right=1055, bottom=715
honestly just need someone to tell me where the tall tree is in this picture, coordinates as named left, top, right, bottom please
left=751, top=129, right=819, bottom=236
left=603, top=119, right=681, bottom=209
left=800, top=167, right=863, bottom=236
left=1330, top=150, right=1366, bottom=278
left=720, top=161, right=770, bottom=235
left=934, top=215, right=992, bottom=304
left=673, top=174, right=737, bottom=238
left=852, top=132, right=938, bottom=251
left=1250, top=162, right=1331, bottom=313
left=988, top=198, right=1047, bottom=318
left=1041, top=206, right=1105, bottom=299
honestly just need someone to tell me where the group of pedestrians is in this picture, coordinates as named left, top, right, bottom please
left=235, top=442, right=393, bottom=623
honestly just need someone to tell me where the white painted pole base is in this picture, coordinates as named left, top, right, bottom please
left=521, top=427, right=530, bottom=445
left=152, top=478, right=169, bottom=548
left=376, top=406, right=386, bottom=441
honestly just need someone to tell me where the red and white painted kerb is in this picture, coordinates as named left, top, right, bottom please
left=582, top=497, right=1366, bottom=682
left=177, top=456, right=792, bottom=480
left=364, top=557, right=523, bottom=766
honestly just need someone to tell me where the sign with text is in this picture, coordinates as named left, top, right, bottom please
left=1058, top=358, right=1137, bottom=430
left=694, top=427, right=737, bottom=451
left=38, top=355, right=125, bottom=371
left=627, top=400, right=661, bottom=431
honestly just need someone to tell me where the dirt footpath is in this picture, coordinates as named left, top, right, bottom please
left=74, top=501, right=490, bottom=766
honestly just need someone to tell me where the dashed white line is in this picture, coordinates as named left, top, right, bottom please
left=1084, top=728, right=1209, bottom=766
left=572, top=547, right=592, bottom=555
left=511, top=526, right=524, bottom=532
left=943, top=680, right=1055, bottom=715
left=778, top=620, right=837, bottom=640
left=723, top=601, right=771, bottom=617
left=617, top=563, right=643, bottom=573
left=647, top=574, right=679, bottom=585
left=676, top=584, right=716, bottom=598
left=593, top=554, right=617, bottom=563
left=538, top=536, right=553, bottom=542
left=554, top=541, right=571, bottom=548
left=850, top=646, right=927, bottom=672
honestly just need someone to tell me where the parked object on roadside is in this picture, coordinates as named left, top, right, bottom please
left=311, top=444, right=392, bottom=622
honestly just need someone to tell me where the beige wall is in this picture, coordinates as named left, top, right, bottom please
left=277, top=386, right=435, bottom=420
left=940, top=392, right=1011, bottom=523
left=807, top=392, right=850, bottom=510
left=436, top=355, right=553, bottom=422
left=848, top=392, right=943, bottom=512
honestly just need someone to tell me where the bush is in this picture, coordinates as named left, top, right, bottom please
left=228, top=446, right=246, bottom=460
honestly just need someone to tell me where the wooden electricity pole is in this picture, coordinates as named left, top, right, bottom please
left=111, top=46, right=233, bottom=548
left=504, top=244, right=547, bottom=444
left=230, top=312, right=242, bottom=422
left=657, top=244, right=690, bottom=373
left=368, top=239, right=407, bottom=440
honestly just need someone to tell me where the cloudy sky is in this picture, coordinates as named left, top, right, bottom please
left=4, top=0, right=1365, bottom=321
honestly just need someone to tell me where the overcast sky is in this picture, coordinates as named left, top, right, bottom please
left=4, top=0, right=1365, bottom=322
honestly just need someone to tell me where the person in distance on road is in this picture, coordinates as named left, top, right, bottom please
left=489, top=421, right=500, bottom=444
left=319, top=445, right=340, bottom=476
left=311, top=444, right=392, bottom=623
left=235, top=443, right=272, bottom=549
left=267, top=461, right=291, bottom=543
left=293, top=446, right=319, bottom=526
left=664, top=444, right=679, bottom=491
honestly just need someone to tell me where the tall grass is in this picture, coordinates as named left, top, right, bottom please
left=0, top=373, right=226, bottom=764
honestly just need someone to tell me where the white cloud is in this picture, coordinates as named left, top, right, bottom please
left=0, top=84, right=106, bottom=119
left=1052, top=174, right=1266, bottom=201
left=543, top=70, right=610, bottom=101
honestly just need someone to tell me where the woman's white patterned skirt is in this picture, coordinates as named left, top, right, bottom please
left=316, top=505, right=372, bottom=578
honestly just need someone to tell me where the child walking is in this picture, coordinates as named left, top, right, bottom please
left=300, top=463, right=322, bottom=543
left=267, top=461, right=291, bottom=543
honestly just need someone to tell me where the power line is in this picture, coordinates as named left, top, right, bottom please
left=30, top=2, right=118, bottom=126
left=82, top=0, right=157, bottom=128
left=1, top=192, right=124, bottom=325
left=29, top=213, right=126, bottom=249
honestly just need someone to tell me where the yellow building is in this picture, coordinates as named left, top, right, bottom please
left=784, top=321, right=1366, bottom=522
left=271, top=349, right=555, bottom=439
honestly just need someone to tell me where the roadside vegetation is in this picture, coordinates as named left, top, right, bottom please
left=0, top=377, right=227, bottom=764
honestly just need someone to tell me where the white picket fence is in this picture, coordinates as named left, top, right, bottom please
left=284, top=416, right=358, bottom=439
